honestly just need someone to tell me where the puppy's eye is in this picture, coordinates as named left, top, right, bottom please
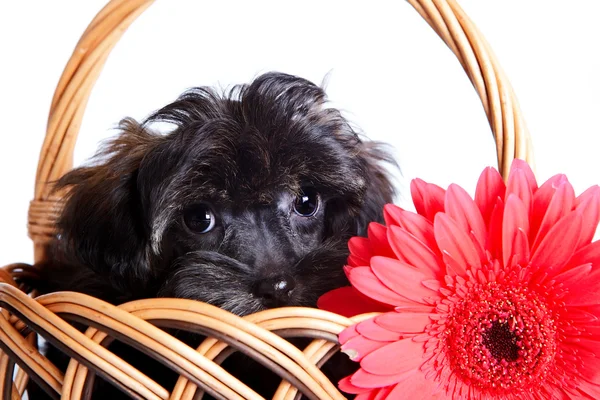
left=293, top=187, right=320, bottom=217
left=183, top=204, right=216, bottom=233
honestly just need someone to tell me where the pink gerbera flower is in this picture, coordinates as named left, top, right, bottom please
left=318, top=159, right=600, bottom=399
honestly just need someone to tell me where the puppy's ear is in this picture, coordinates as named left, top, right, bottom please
left=354, top=142, right=397, bottom=236
left=54, top=118, right=164, bottom=293
left=324, top=141, right=396, bottom=239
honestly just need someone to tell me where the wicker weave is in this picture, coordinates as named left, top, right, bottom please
left=0, top=0, right=533, bottom=399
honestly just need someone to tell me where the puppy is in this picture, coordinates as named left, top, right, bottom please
left=28, top=72, right=395, bottom=398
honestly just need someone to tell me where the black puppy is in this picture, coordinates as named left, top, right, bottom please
left=29, top=72, right=395, bottom=398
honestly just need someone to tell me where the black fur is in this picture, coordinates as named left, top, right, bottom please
left=28, top=72, right=395, bottom=399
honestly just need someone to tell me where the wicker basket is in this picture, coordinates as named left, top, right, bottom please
left=0, top=0, right=534, bottom=399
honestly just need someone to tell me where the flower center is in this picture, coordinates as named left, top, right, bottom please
left=482, top=320, right=519, bottom=362
left=435, top=280, right=560, bottom=396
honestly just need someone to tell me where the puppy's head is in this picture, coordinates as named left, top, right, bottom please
left=55, top=72, right=395, bottom=315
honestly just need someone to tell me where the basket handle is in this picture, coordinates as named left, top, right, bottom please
left=28, top=0, right=534, bottom=262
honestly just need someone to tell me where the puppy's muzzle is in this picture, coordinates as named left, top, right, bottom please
left=252, top=274, right=296, bottom=307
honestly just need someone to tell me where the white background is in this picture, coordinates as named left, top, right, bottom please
left=1, top=1, right=599, bottom=267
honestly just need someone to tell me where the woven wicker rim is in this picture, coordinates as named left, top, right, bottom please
left=0, top=0, right=534, bottom=399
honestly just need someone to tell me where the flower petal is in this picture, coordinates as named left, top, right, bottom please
left=342, top=333, right=392, bottom=362
left=361, top=337, right=424, bottom=376
left=368, top=223, right=396, bottom=258
left=375, top=312, right=431, bottom=334
left=511, top=228, right=530, bottom=268
left=373, top=386, right=396, bottom=400
left=355, top=393, right=376, bottom=400
left=395, top=304, right=436, bottom=313
left=318, top=286, right=391, bottom=317
left=370, top=257, right=440, bottom=304
left=411, top=179, right=445, bottom=222
left=349, top=385, right=397, bottom=400
left=578, top=352, right=600, bottom=383
left=530, top=174, right=569, bottom=238
left=339, top=324, right=360, bottom=344
left=506, top=168, right=533, bottom=215
left=434, top=213, right=481, bottom=274
left=356, top=317, right=402, bottom=341
left=531, top=180, right=575, bottom=254
left=445, top=184, right=487, bottom=251
left=509, top=158, right=538, bottom=193
left=486, top=197, right=505, bottom=262
left=567, top=241, right=600, bottom=272
left=475, top=166, right=506, bottom=227
left=531, top=211, right=582, bottom=279
left=351, top=368, right=412, bottom=388
left=577, top=304, right=600, bottom=322
left=348, top=266, right=418, bottom=307
left=503, top=194, right=530, bottom=267
left=422, top=279, right=441, bottom=291
left=384, top=204, right=438, bottom=252
left=386, top=370, right=439, bottom=399
left=383, top=203, right=404, bottom=226
left=553, top=263, right=592, bottom=288
left=387, top=226, right=443, bottom=277
left=577, top=379, right=600, bottom=400
left=349, top=237, right=373, bottom=264
left=563, top=268, right=600, bottom=306
left=348, top=254, right=368, bottom=269
left=569, top=337, right=600, bottom=356
left=575, top=185, right=600, bottom=248
left=577, top=322, right=600, bottom=337
left=339, top=376, right=371, bottom=394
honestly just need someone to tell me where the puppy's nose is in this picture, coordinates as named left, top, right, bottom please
left=253, top=275, right=296, bottom=307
